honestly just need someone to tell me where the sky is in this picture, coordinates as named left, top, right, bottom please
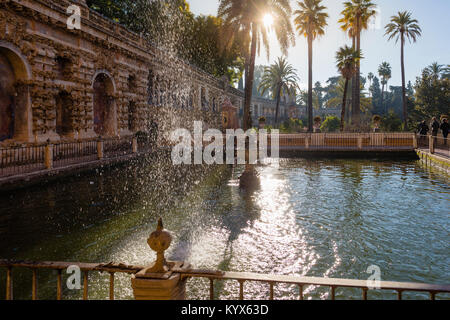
left=188, top=0, right=450, bottom=90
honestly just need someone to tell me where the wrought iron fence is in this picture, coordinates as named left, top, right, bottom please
left=1, top=260, right=449, bottom=300
left=178, top=269, right=450, bottom=300
left=433, top=136, right=449, bottom=157
left=0, top=144, right=46, bottom=178
left=103, top=137, right=134, bottom=158
left=53, top=140, right=98, bottom=168
left=0, top=260, right=142, bottom=300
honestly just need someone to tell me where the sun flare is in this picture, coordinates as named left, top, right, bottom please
left=263, top=14, right=274, bottom=28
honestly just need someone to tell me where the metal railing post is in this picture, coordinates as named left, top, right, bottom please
left=132, top=137, right=138, bottom=153
left=429, top=135, right=434, bottom=154
left=97, top=137, right=104, bottom=160
left=44, top=140, right=53, bottom=170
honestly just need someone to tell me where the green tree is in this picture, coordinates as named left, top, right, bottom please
left=87, top=1, right=245, bottom=83
left=219, top=0, right=295, bottom=131
left=335, top=46, right=362, bottom=132
left=367, top=72, right=374, bottom=96
left=186, top=15, right=245, bottom=83
left=370, top=76, right=382, bottom=114
left=412, top=69, right=450, bottom=121
left=314, top=81, right=324, bottom=108
left=339, top=0, right=377, bottom=127
left=320, top=116, right=340, bottom=132
left=381, top=110, right=402, bottom=132
left=423, top=62, right=447, bottom=80
left=378, top=62, right=392, bottom=114
left=258, top=57, right=300, bottom=125
left=294, top=0, right=329, bottom=132
left=385, top=11, right=422, bottom=129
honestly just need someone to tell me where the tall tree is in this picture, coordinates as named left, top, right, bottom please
left=424, top=62, right=447, bottom=80
left=412, top=68, right=450, bottom=122
left=378, top=62, right=392, bottom=114
left=335, top=46, right=362, bottom=132
left=294, top=0, right=329, bottom=132
left=367, top=72, right=374, bottom=96
left=219, top=0, right=295, bottom=131
left=385, top=11, right=421, bottom=129
left=258, top=57, right=300, bottom=124
left=339, top=0, right=377, bottom=127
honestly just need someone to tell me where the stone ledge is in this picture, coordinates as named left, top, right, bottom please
left=416, top=149, right=450, bottom=175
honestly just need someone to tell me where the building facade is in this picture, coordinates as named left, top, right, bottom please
left=0, top=0, right=300, bottom=145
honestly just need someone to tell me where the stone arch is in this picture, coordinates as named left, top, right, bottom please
left=92, top=71, right=117, bottom=136
left=0, top=41, right=32, bottom=142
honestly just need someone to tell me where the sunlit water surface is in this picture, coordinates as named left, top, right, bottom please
left=0, top=158, right=448, bottom=300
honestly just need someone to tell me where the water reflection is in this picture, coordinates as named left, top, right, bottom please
left=0, top=157, right=448, bottom=300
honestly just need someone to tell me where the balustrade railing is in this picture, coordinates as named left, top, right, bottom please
left=0, top=260, right=142, bottom=300
left=272, top=133, right=415, bottom=150
left=0, top=144, right=46, bottom=178
left=53, top=140, right=98, bottom=168
left=0, top=136, right=141, bottom=179
left=432, top=136, right=449, bottom=157
left=1, top=259, right=449, bottom=300
left=103, top=137, right=134, bottom=158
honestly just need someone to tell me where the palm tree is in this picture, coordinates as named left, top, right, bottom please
left=367, top=72, right=374, bottom=96
left=218, top=0, right=295, bottom=131
left=424, top=62, right=446, bottom=79
left=339, top=0, right=377, bottom=127
left=335, top=45, right=362, bottom=132
left=258, top=57, right=300, bottom=125
left=385, top=11, right=421, bottom=129
left=294, top=0, right=329, bottom=132
left=378, top=62, right=392, bottom=113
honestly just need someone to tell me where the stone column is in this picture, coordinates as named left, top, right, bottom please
left=131, top=218, right=191, bottom=300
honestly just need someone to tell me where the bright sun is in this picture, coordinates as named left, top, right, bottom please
left=263, top=14, right=274, bottom=28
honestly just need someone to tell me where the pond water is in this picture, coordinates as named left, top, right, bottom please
left=0, top=157, right=449, bottom=300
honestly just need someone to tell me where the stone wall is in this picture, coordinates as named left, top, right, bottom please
left=0, top=0, right=294, bottom=145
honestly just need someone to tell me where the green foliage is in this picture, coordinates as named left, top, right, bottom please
left=381, top=110, right=402, bottom=132
left=410, top=69, right=450, bottom=122
left=87, top=0, right=245, bottom=83
left=294, top=0, right=329, bottom=40
left=264, top=125, right=274, bottom=133
left=320, top=116, right=340, bottom=132
left=279, top=118, right=304, bottom=133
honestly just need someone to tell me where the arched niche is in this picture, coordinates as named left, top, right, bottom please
left=55, top=91, right=73, bottom=137
left=0, top=41, right=33, bottom=142
left=92, top=71, right=117, bottom=136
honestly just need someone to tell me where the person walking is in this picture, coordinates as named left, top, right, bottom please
left=440, top=118, right=449, bottom=145
left=418, top=120, right=429, bottom=145
left=418, top=120, right=429, bottom=135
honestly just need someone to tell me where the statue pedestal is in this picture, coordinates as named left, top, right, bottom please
left=131, top=261, right=191, bottom=300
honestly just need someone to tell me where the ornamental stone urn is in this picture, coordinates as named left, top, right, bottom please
left=131, top=218, right=191, bottom=300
